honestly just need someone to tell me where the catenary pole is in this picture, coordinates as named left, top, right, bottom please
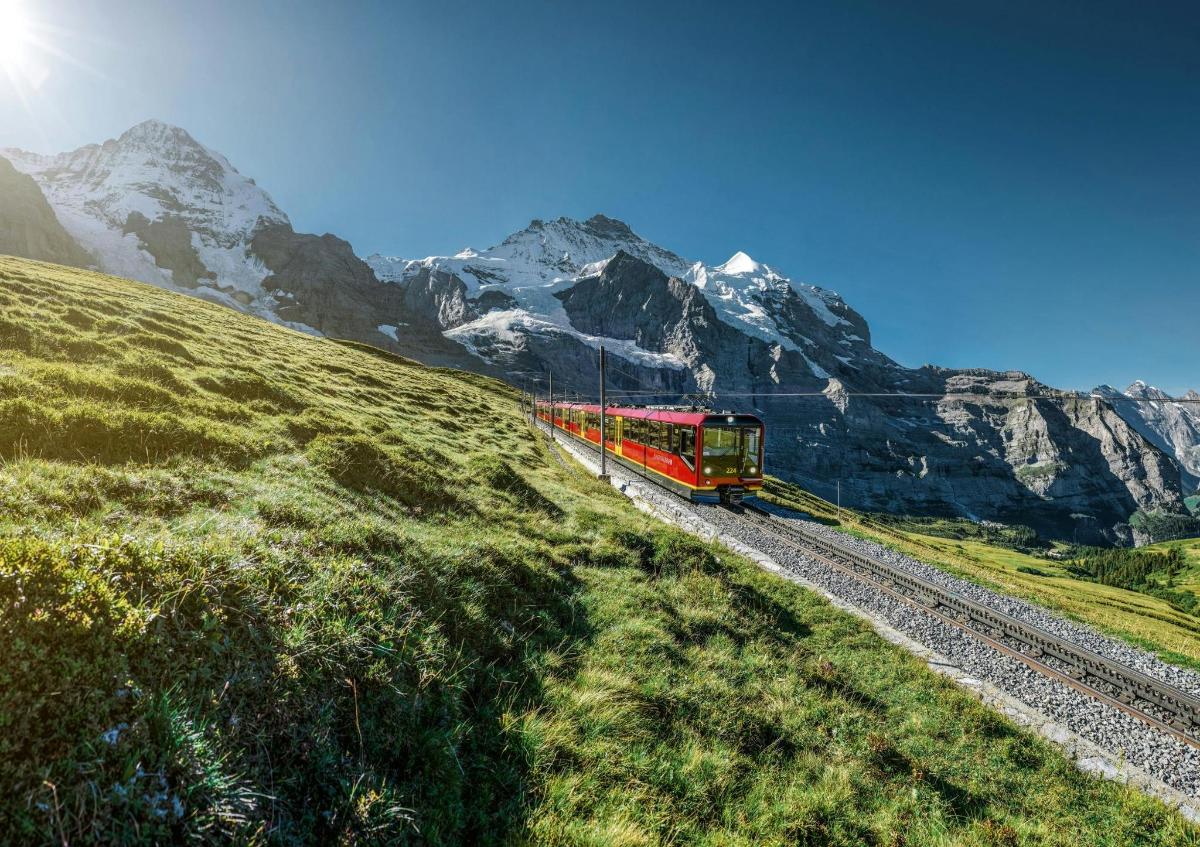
left=599, top=346, right=609, bottom=481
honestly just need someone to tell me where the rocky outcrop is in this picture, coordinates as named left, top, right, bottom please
left=472, top=290, right=517, bottom=313
left=123, top=211, right=215, bottom=289
left=556, top=250, right=822, bottom=391
left=399, top=266, right=478, bottom=329
left=251, top=223, right=395, bottom=335
left=1097, top=383, right=1200, bottom=494
left=249, top=223, right=484, bottom=369
left=0, top=156, right=92, bottom=267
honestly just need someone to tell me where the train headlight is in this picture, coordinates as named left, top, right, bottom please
left=748, top=466, right=757, bottom=475
left=703, top=466, right=712, bottom=475
left=727, top=416, right=735, bottom=423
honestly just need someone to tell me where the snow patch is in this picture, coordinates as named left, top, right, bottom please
left=445, top=308, right=687, bottom=370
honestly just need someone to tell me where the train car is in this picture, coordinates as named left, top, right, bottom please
left=535, top=400, right=764, bottom=503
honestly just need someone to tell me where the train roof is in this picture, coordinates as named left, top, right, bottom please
left=545, top=401, right=762, bottom=427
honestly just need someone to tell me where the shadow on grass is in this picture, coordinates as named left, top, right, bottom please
left=1, top=530, right=597, bottom=845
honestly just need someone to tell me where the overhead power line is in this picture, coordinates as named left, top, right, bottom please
left=556, top=389, right=1200, bottom=404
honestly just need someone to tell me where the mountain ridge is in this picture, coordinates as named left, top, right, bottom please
left=2, top=119, right=1194, bottom=542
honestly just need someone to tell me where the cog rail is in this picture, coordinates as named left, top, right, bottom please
left=730, top=502, right=1200, bottom=748
left=534, top=414, right=1200, bottom=747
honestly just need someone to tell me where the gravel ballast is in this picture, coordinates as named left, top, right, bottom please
left=537, top=420, right=1200, bottom=816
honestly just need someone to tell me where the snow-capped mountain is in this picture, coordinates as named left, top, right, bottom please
left=3, top=120, right=293, bottom=322
left=367, top=214, right=874, bottom=378
left=1096, top=382, right=1200, bottom=493
left=367, top=218, right=1188, bottom=543
left=1, top=120, right=1192, bottom=543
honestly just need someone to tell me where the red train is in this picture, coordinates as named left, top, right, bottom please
left=536, top=401, right=764, bottom=503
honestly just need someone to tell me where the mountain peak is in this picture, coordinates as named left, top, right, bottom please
left=117, top=119, right=200, bottom=148
left=1125, top=381, right=1170, bottom=400
left=582, top=214, right=635, bottom=239
left=716, top=251, right=761, bottom=275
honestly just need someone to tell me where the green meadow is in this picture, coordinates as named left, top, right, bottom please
left=0, top=255, right=1195, bottom=845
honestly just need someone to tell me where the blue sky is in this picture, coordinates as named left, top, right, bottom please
left=3, top=0, right=1197, bottom=393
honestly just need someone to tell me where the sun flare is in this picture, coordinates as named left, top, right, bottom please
left=0, top=0, right=32, bottom=74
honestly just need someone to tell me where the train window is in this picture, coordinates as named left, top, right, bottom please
left=678, top=427, right=696, bottom=468
left=743, top=427, right=762, bottom=469
left=703, top=428, right=739, bottom=457
left=605, top=413, right=620, bottom=443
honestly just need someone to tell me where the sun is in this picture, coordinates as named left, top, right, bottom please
left=0, top=0, right=32, bottom=75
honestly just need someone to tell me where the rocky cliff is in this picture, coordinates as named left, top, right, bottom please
left=0, top=156, right=93, bottom=267
left=1096, top=382, right=1200, bottom=495
left=373, top=222, right=1186, bottom=544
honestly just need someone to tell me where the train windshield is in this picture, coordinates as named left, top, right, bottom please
left=701, top=426, right=762, bottom=476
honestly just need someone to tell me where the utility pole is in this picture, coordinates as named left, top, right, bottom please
left=599, top=345, right=609, bottom=482
left=548, top=371, right=554, bottom=435
left=837, top=480, right=841, bottom=523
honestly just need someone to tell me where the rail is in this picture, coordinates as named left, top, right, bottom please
left=731, top=502, right=1200, bottom=747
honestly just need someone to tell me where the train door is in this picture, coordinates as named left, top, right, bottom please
left=678, top=426, right=696, bottom=470
left=604, top=412, right=621, bottom=453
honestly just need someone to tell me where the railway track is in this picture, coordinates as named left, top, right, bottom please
left=536, top=414, right=1200, bottom=751
left=725, top=501, right=1200, bottom=749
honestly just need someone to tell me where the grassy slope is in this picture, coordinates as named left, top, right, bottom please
left=761, top=480, right=1200, bottom=671
left=0, top=255, right=1195, bottom=846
